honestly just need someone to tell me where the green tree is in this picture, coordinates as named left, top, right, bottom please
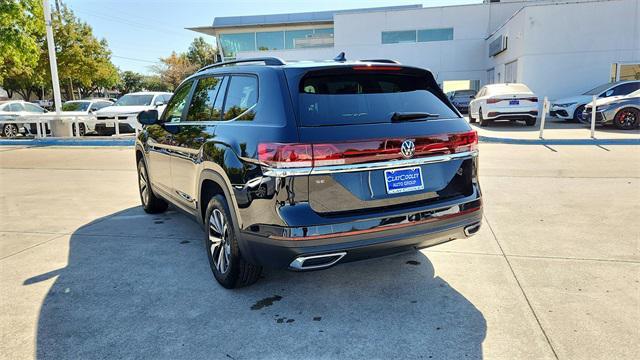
left=141, top=75, right=169, bottom=92
left=119, top=70, right=143, bottom=93
left=0, top=0, right=44, bottom=96
left=186, top=37, right=217, bottom=68
left=153, top=52, right=198, bottom=90
left=52, top=4, right=119, bottom=98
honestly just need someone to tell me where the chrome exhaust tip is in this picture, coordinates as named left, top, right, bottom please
left=464, top=222, right=481, bottom=236
left=289, top=252, right=347, bottom=271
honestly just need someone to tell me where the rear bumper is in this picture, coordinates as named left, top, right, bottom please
left=485, top=110, right=538, bottom=120
left=238, top=197, right=482, bottom=270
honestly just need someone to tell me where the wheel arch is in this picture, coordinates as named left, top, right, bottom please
left=198, top=169, right=243, bottom=230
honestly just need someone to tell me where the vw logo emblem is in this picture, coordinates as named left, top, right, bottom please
left=400, top=140, right=415, bottom=159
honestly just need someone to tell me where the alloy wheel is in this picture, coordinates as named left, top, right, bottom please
left=4, top=124, right=18, bottom=138
left=616, top=110, right=637, bottom=129
left=138, top=164, right=149, bottom=206
left=209, top=209, right=231, bottom=274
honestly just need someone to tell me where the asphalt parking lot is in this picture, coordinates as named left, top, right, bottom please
left=0, top=144, right=638, bottom=359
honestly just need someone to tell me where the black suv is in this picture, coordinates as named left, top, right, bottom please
left=135, top=57, right=482, bottom=288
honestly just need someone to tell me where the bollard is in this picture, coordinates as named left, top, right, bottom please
left=539, top=96, right=548, bottom=139
left=74, top=119, right=80, bottom=137
left=35, top=119, right=42, bottom=138
left=114, top=118, right=120, bottom=136
left=590, top=95, right=596, bottom=139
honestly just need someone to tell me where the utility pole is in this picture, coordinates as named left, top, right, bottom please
left=43, top=0, right=62, bottom=115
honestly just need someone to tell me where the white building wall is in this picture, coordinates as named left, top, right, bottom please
left=225, top=0, right=639, bottom=100
left=487, top=0, right=640, bottom=99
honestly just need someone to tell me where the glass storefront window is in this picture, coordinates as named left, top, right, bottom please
left=285, top=29, right=314, bottom=49
left=256, top=31, right=284, bottom=51
left=382, top=30, right=416, bottom=44
left=220, top=33, right=255, bottom=57
left=417, top=28, right=453, bottom=42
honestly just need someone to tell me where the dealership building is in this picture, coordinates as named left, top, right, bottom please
left=189, top=0, right=640, bottom=99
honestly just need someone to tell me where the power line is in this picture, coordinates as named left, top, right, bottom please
left=111, top=55, right=159, bottom=64
left=73, top=8, right=194, bottom=39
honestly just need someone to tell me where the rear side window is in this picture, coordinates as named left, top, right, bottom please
left=187, top=76, right=224, bottom=121
left=298, top=69, right=457, bottom=126
left=222, top=75, right=258, bottom=121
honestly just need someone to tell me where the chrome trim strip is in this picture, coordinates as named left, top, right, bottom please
left=262, top=150, right=477, bottom=177
left=289, top=252, right=347, bottom=270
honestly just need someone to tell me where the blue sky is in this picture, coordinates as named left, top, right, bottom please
left=64, top=0, right=481, bottom=74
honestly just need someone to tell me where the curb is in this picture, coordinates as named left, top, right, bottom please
left=478, top=136, right=640, bottom=145
left=0, top=138, right=135, bottom=147
left=0, top=137, right=638, bottom=147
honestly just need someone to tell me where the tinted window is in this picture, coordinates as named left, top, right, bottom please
left=24, top=103, right=45, bottom=113
left=417, top=28, right=453, bottom=42
left=299, top=70, right=457, bottom=126
left=8, top=103, right=24, bottom=112
left=382, top=31, right=416, bottom=44
left=611, top=82, right=640, bottom=96
left=62, top=102, right=90, bottom=112
left=114, top=94, right=154, bottom=106
left=222, top=76, right=257, bottom=121
left=187, top=76, right=224, bottom=121
left=161, top=81, right=194, bottom=123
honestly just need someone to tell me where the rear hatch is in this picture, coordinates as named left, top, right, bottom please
left=278, top=64, right=477, bottom=214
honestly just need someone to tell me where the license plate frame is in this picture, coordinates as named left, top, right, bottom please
left=384, top=166, right=424, bottom=194
left=105, top=122, right=115, bottom=128
left=509, top=100, right=520, bottom=105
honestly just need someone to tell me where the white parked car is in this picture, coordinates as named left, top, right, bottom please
left=0, top=100, right=48, bottom=137
left=62, top=99, right=114, bottom=136
left=94, top=92, right=172, bottom=136
left=468, top=83, right=538, bottom=127
left=550, top=80, right=640, bottom=122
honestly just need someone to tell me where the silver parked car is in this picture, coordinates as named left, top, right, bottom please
left=581, top=89, right=640, bottom=130
left=0, top=100, right=48, bottom=137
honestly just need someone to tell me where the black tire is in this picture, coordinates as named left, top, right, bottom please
left=572, top=105, right=585, bottom=123
left=205, top=195, right=262, bottom=289
left=468, top=112, right=477, bottom=123
left=3, top=124, right=19, bottom=138
left=72, top=123, right=86, bottom=136
left=479, top=108, right=490, bottom=127
left=613, top=107, right=639, bottom=130
left=525, top=118, right=536, bottom=126
left=137, top=159, right=168, bottom=214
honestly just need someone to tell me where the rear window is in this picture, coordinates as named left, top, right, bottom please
left=298, top=69, right=457, bottom=126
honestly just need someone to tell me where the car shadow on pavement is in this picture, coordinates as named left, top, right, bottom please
left=25, top=206, right=487, bottom=359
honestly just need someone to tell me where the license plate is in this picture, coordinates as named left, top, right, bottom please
left=509, top=100, right=520, bottom=105
left=105, top=122, right=115, bottom=128
left=384, top=167, right=424, bottom=194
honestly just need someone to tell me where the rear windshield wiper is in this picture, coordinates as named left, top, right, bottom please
left=391, top=112, right=440, bottom=122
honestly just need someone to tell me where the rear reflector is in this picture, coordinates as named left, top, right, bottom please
left=259, top=131, right=477, bottom=169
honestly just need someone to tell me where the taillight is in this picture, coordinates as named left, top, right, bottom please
left=258, top=131, right=478, bottom=169
left=525, top=97, right=538, bottom=102
left=486, top=98, right=500, bottom=104
left=257, top=143, right=312, bottom=168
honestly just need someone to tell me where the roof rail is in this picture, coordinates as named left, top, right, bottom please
left=196, top=57, right=286, bottom=73
left=359, top=59, right=401, bottom=64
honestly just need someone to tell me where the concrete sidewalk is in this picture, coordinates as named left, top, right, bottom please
left=0, top=145, right=638, bottom=359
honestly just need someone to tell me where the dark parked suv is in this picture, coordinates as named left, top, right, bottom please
left=135, top=57, right=482, bottom=288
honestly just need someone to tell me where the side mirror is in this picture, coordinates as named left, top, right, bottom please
left=138, top=109, right=159, bottom=125
left=154, top=101, right=164, bottom=107
left=469, top=95, right=475, bottom=99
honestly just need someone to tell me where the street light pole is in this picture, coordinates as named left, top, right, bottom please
left=43, top=0, right=62, bottom=115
